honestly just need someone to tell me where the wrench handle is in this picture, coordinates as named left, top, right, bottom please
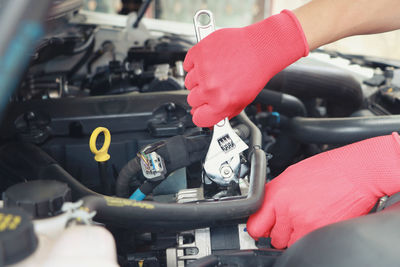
left=193, top=10, right=216, bottom=42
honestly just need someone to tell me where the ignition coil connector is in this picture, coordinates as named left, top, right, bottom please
left=130, top=149, right=167, bottom=201
left=138, top=151, right=167, bottom=182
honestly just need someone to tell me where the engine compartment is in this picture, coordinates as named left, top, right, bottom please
left=2, top=2, right=400, bottom=266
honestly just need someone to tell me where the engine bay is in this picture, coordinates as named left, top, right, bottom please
left=2, top=1, right=400, bottom=266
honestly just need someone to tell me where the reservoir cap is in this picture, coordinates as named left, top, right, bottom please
left=0, top=208, right=38, bottom=265
left=3, top=180, right=71, bottom=219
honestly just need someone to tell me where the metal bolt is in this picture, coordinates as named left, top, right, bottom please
left=220, top=164, right=233, bottom=179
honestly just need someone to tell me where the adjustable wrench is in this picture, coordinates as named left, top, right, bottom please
left=193, top=10, right=248, bottom=186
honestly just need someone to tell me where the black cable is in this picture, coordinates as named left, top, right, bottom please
left=87, top=41, right=115, bottom=74
left=115, top=157, right=141, bottom=197
left=115, top=133, right=210, bottom=198
left=72, top=33, right=95, bottom=54
left=133, top=0, right=153, bottom=28
left=67, top=36, right=95, bottom=80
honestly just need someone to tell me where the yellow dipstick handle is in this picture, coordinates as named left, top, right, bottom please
left=90, top=127, right=111, bottom=162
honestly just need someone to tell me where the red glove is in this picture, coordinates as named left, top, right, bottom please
left=183, top=10, right=309, bottom=127
left=247, top=133, right=400, bottom=249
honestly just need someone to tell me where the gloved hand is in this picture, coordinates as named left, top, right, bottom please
left=247, top=133, right=400, bottom=249
left=183, top=10, right=309, bottom=127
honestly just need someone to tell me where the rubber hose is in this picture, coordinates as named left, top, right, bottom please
left=82, top=148, right=266, bottom=229
left=0, top=142, right=98, bottom=200
left=236, top=111, right=262, bottom=160
left=287, top=115, right=400, bottom=144
left=267, top=63, right=363, bottom=117
left=39, top=164, right=99, bottom=199
left=115, top=157, right=141, bottom=197
left=255, top=88, right=307, bottom=117
left=234, top=124, right=251, bottom=140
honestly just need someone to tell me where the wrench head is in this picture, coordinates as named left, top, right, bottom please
left=203, top=118, right=248, bottom=186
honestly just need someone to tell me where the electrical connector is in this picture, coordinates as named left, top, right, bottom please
left=139, top=151, right=167, bottom=182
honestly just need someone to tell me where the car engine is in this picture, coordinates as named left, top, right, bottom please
left=2, top=1, right=400, bottom=267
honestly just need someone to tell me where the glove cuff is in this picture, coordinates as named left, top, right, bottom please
left=281, top=9, right=310, bottom=56
left=244, top=9, right=309, bottom=76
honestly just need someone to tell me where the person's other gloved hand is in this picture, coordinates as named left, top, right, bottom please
left=183, top=10, right=309, bottom=127
left=247, top=133, right=400, bottom=249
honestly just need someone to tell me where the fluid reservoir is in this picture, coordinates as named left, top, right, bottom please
left=2, top=180, right=119, bottom=267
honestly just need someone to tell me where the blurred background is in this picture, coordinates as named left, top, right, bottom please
left=82, top=0, right=400, bottom=60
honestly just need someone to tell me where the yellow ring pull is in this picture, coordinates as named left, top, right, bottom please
left=89, top=127, right=111, bottom=162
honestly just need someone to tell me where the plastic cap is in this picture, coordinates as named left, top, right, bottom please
left=0, top=208, right=38, bottom=265
left=3, top=180, right=71, bottom=219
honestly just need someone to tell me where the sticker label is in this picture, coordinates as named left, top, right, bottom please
left=104, top=196, right=155, bottom=210
left=217, top=134, right=236, bottom=153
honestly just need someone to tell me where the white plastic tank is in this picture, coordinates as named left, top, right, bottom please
left=11, top=225, right=119, bottom=267
left=1, top=180, right=119, bottom=267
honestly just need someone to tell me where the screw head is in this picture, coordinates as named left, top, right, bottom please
left=220, top=164, right=233, bottom=179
